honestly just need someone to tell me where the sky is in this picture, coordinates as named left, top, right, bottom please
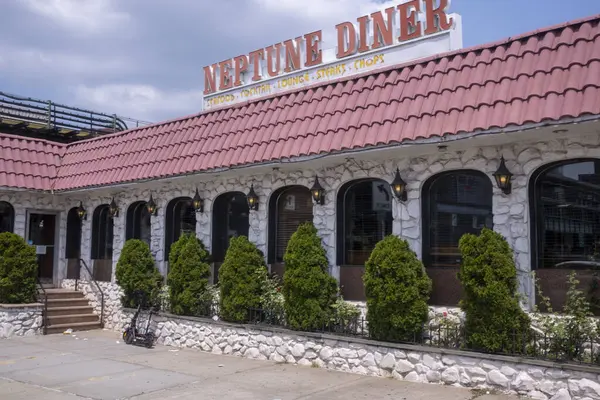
left=0, top=0, right=599, bottom=124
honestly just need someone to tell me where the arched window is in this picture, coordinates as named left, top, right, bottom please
left=268, top=186, right=313, bottom=276
left=126, top=201, right=151, bottom=246
left=164, top=197, right=196, bottom=261
left=422, top=170, right=493, bottom=306
left=0, top=201, right=14, bottom=233
left=91, top=204, right=114, bottom=282
left=530, top=159, right=600, bottom=314
left=337, top=178, right=393, bottom=300
left=65, top=207, right=82, bottom=279
left=212, top=191, right=249, bottom=264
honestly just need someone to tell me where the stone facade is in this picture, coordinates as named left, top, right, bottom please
left=61, top=279, right=123, bottom=330
left=0, top=303, right=44, bottom=338
left=114, top=309, right=600, bottom=400
left=2, top=132, right=600, bottom=306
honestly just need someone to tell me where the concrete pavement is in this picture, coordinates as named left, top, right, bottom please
left=0, top=330, right=521, bottom=400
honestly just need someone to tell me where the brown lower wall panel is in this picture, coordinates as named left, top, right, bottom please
left=535, top=269, right=599, bottom=315
left=66, top=258, right=80, bottom=279
left=93, top=259, right=112, bottom=282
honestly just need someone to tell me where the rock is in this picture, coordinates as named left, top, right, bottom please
left=422, top=354, right=439, bottom=370
left=578, top=378, right=600, bottom=398
left=394, top=360, right=414, bottom=374
left=467, top=367, right=487, bottom=377
left=426, top=370, right=441, bottom=383
left=404, top=371, right=420, bottom=382
left=297, top=358, right=312, bottom=366
left=513, top=371, right=535, bottom=392
left=319, top=347, right=333, bottom=361
left=337, top=348, right=358, bottom=359
left=379, top=354, right=396, bottom=370
left=487, top=370, right=509, bottom=387
left=361, top=353, right=376, bottom=367
left=244, top=348, right=260, bottom=359
left=442, top=367, right=459, bottom=384
left=291, top=344, right=305, bottom=358
left=500, top=366, right=517, bottom=377
left=441, top=356, right=456, bottom=366
left=549, top=389, right=571, bottom=400
left=407, top=353, right=421, bottom=364
left=529, top=391, right=549, bottom=400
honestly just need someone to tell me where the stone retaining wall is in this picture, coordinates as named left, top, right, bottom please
left=0, top=303, right=44, bottom=338
left=115, top=309, right=600, bottom=400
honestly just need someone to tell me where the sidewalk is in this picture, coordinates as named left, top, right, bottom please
left=0, top=330, right=519, bottom=399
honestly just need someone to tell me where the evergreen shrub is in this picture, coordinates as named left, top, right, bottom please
left=115, top=239, right=162, bottom=308
left=0, top=232, right=38, bottom=304
left=458, top=228, right=530, bottom=352
left=363, top=235, right=432, bottom=341
left=219, top=236, right=267, bottom=322
left=282, top=222, right=338, bottom=331
left=167, top=233, right=212, bottom=316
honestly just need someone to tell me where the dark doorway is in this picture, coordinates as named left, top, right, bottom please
left=28, top=213, right=56, bottom=282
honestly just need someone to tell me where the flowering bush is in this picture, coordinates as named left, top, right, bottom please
left=259, top=273, right=285, bottom=324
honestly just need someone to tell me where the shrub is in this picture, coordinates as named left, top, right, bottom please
left=0, top=232, right=38, bottom=304
left=458, top=228, right=530, bottom=352
left=259, top=273, right=285, bottom=324
left=363, top=235, right=432, bottom=341
left=219, top=236, right=268, bottom=322
left=282, top=222, right=338, bottom=331
left=167, top=233, right=211, bottom=316
left=115, top=239, right=162, bottom=308
left=533, top=272, right=598, bottom=362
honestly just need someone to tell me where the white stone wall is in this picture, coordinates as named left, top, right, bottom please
left=114, top=309, right=600, bottom=400
left=0, top=304, right=43, bottom=338
left=3, top=132, right=600, bottom=306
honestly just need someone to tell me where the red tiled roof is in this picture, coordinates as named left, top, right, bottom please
left=3, top=15, right=600, bottom=192
left=0, top=134, right=65, bottom=190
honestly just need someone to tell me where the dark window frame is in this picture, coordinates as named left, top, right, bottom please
left=529, top=158, right=600, bottom=270
left=211, top=191, right=249, bottom=263
left=126, top=201, right=151, bottom=245
left=0, top=201, right=15, bottom=233
left=336, top=178, right=394, bottom=266
left=268, top=185, right=313, bottom=264
left=164, top=197, right=196, bottom=261
left=65, top=207, right=81, bottom=259
left=91, top=204, right=113, bottom=260
left=421, top=169, right=494, bottom=269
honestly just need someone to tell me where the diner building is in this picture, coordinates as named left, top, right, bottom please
left=1, top=14, right=599, bottom=312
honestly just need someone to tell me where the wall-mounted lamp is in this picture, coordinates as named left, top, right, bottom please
left=192, top=188, right=204, bottom=213
left=493, top=156, right=513, bottom=195
left=390, top=168, right=408, bottom=201
left=146, top=194, right=158, bottom=215
left=108, top=197, right=119, bottom=218
left=76, top=201, right=87, bottom=220
left=246, top=184, right=259, bottom=211
left=310, top=175, right=325, bottom=205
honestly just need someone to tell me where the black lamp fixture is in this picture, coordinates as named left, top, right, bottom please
left=310, top=175, right=325, bottom=205
left=76, top=201, right=87, bottom=220
left=246, top=184, right=259, bottom=211
left=146, top=194, right=158, bottom=215
left=493, top=156, right=513, bottom=195
left=108, top=197, right=119, bottom=218
left=192, top=188, right=204, bottom=213
left=390, top=168, right=408, bottom=201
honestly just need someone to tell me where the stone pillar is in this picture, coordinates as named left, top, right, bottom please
left=80, top=201, right=93, bottom=281
left=111, top=205, right=126, bottom=283
left=313, top=189, right=337, bottom=280
left=196, top=200, right=211, bottom=249
left=150, top=197, right=166, bottom=276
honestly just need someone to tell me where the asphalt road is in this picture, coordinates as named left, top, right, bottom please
left=0, top=330, right=520, bottom=400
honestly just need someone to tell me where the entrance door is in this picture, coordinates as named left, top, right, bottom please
left=28, top=213, right=56, bottom=282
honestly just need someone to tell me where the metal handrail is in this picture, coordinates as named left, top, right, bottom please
left=36, top=276, right=48, bottom=335
left=76, top=259, right=105, bottom=328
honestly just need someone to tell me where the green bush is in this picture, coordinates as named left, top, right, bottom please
left=219, top=236, right=268, bottom=322
left=167, top=233, right=212, bottom=316
left=458, top=228, right=530, bottom=352
left=115, top=239, right=162, bottom=308
left=363, top=235, right=432, bottom=341
left=0, top=232, right=38, bottom=304
left=282, top=222, right=338, bottom=331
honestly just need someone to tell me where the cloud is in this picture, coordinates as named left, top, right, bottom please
left=21, top=0, right=130, bottom=35
left=72, top=84, right=204, bottom=122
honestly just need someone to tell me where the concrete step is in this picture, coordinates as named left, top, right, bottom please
left=47, top=314, right=100, bottom=325
left=46, top=321, right=103, bottom=335
left=46, top=306, right=95, bottom=317
left=47, top=298, right=90, bottom=308
left=40, top=290, right=86, bottom=300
